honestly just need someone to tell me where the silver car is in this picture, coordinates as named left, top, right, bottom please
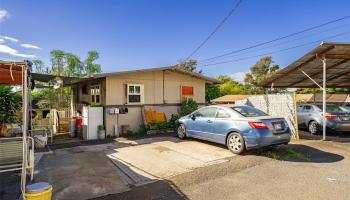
left=176, top=105, right=291, bottom=154
left=298, top=104, right=350, bottom=134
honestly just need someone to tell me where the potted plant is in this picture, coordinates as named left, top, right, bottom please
left=97, top=125, right=105, bottom=140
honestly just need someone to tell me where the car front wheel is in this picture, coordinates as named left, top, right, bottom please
left=227, top=132, right=245, bottom=154
left=177, top=124, right=187, bottom=139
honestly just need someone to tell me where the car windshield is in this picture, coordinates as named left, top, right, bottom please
left=231, top=106, right=268, bottom=117
left=316, top=104, right=350, bottom=112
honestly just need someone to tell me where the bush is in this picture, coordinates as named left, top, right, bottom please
left=179, top=99, right=198, bottom=116
left=169, top=114, right=180, bottom=127
left=0, top=86, right=21, bottom=124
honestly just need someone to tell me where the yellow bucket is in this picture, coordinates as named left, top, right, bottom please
left=25, top=182, right=53, bottom=200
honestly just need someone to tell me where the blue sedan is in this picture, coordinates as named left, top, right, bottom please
left=176, top=105, right=291, bottom=154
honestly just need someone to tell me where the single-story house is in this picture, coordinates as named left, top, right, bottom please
left=211, top=95, right=253, bottom=104
left=68, top=66, right=219, bottom=135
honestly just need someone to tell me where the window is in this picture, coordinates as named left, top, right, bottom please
left=216, top=109, right=231, bottom=118
left=194, top=107, right=218, bottom=118
left=90, top=85, right=101, bottom=104
left=231, top=106, right=267, bottom=117
left=127, top=84, right=144, bottom=104
left=82, top=85, right=88, bottom=95
left=303, top=105, right=313, bottom=112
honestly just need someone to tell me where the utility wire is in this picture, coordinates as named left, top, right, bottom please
left=185, top=0, right=243, bottom=60
left=197, top=31, right=350, bottom=68
left=198, top=22, right=350, bottom=65
left=199, top=15, right=350, bottom=63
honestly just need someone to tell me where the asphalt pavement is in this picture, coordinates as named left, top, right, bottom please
left=95, top=138, right=350, bottom=200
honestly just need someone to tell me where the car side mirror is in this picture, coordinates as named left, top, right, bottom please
left=191, top=114, right=196, bottom=120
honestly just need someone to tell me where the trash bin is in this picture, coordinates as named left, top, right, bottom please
left=25, top=182, right=52, bottom=200
left=69, top=119, right=76, bottom=137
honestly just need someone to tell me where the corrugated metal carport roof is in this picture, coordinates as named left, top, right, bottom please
left=259, top=42, right=350, bottom=88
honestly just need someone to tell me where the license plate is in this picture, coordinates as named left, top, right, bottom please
left=273, top=122, right=282, bottom=130
left=342, top=117, right=350, bottom=121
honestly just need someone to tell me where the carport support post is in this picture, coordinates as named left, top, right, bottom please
left=322, top=58, right=327, bottom=140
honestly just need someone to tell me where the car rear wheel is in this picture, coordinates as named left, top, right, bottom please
left=177, top=124, right=187, bottom=139
left=308, top=121, right=319, bottom=135
left=227, top=132, right=245, bottom=154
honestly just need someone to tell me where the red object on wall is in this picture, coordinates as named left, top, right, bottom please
left=75, top=118, right=83, bottom=127
left=181, top=86, right=193, bottom=96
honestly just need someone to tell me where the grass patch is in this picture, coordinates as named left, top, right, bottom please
left=284, top=149, right=310, bottom=161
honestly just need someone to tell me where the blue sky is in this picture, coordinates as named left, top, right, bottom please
left=1, top=0, right=350, bottom=82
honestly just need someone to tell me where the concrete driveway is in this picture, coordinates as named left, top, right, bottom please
left=106, top=136, right=234, bottom=185
left=34, top=135, right=234, bottom=199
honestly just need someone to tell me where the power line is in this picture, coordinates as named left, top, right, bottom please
left=198, top=15, right=350, bottom=63
left=185, top=0, right=243, bottom=60
left=198, top=22, right=350, bottom=65
left=197, top=31, right=350, bottom=68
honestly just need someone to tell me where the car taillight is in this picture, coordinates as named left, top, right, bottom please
left=323, top=114, right=336, bottom=120
left=248, top=121, right=268, bottom=129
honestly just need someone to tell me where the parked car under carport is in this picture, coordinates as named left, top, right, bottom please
left=298, top=104, right=350, bottom=134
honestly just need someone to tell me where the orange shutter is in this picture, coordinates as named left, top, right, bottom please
left=181, top=86, right=193, bottom=96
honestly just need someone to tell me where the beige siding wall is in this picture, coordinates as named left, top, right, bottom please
left=104, top=70, right=206, bottom=135
left=105, top=70, right=205, bottom=105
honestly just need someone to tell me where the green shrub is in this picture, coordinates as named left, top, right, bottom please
left=0, top=86, right=21, bottom=124
left=169, top=114, right=180, bottom=127
left=180, top=99, right=198, bottom=116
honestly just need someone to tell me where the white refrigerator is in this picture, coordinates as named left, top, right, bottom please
left=82, top=106, right=103, bottom=140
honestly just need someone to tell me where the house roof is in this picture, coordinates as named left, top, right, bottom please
left=211, top=95, right=253, bottom=103
left=93, top=66, right=220, bottom=84
left=259, top=42, right=350, bottom=88
left=31, top=66, right=220, bottom=86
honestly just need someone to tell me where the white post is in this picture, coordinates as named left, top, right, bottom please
left=21, top=64, right=28, bottom=196
left=322, top=58, right=327, bottom=140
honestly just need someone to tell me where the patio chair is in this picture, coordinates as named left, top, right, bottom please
left=0, top=137, right=35, bottom=181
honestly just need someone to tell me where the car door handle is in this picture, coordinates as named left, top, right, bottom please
left=207, top=120, right=213, bottom=123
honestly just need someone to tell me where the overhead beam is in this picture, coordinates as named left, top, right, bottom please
left=317, top=54, right=350, bottom=60
left=261, top=45, right=334, bottom=86
left=326, top=67, right=350, bottom=82
left=286, top=59, right=348, bottom=87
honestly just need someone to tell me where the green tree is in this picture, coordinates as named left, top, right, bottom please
left=244, top=56, right=280, bottom=94
left=176, top=59, right=202, bottom=73
left=205, top=84, right=221, bottom=104
left=33, top=60, right=47, bottom=73
left=84, top=51, right=101, bottom=75
left=217, top=75, right=251, bottom=95
left=0, top=86, right=21, bottom=124
left=33, top=49, right=101, bottom=109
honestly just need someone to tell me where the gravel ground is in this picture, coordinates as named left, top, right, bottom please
left=95, top=139, right=350, bottom=200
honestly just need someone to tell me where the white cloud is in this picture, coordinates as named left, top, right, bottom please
left=0, top=9, right=10, bottom=22
left=0, top=44, right=36, bottom=58
left=0, top=38, right=4, bottom=43
left=0, top=35, right=19, bottom=42
left=21, top=43, right=41, bottom=50
left=230, top=71, right=247, bottom=83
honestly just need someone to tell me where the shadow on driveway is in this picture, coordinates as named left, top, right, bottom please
left=245, top=144, right=344, bottom=163
left=92, top=180, right=188, bottom=200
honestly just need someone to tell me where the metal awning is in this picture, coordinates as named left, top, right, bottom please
left=32, top=73, right=91, bottom=85
left=259, top=42, right=350, bottom=141
left=259, top=42, right=350, bottom=88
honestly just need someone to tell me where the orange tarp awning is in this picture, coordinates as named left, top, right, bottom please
left=0, top=62, right=25, bottom=85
